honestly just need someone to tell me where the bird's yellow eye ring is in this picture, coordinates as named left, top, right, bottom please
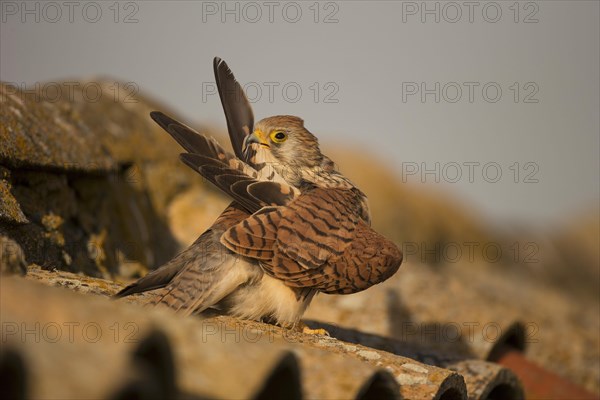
left=270, top=131, right=287, bottom=143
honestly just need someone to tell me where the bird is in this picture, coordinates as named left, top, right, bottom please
left=115, top=58, right=402, bottom=328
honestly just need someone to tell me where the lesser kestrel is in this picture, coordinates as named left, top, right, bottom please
left=116, top=58, right=402, bottom=327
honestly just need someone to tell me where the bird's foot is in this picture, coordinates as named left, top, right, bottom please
left=296, top=321, right=330, bottom=336
left=303, top=326, right=330, bottom=336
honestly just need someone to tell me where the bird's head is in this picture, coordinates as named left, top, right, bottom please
left=244, top=115, right=324, bottom=170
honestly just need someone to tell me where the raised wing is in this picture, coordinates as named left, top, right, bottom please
left=150, top=111, right=237, bottom=164
left=115, top=110, right=291, bottom=300
left=214, top=57, right=254, bottom=160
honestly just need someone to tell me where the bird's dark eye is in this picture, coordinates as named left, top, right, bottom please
left=270, top=131, right=287, bottom=143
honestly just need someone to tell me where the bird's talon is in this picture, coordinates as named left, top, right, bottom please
left=302, top=326, right=330, bottom=336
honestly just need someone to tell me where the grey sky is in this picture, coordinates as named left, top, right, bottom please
left=1, top=1, right=598, bottom=227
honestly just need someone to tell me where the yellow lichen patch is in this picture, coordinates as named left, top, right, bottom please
left=41, top=213, right=66, bottom=247
left=88, top=230, right=110, bottom=278
left=43, top=231, right=66, bottom=247
left=41, top=213, right=64, bottom=231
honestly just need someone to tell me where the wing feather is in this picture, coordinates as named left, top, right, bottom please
left=214, top=57, right=254, bottom=159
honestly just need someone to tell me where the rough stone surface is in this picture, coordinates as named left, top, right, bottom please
left=0, top=81, right=209, bottom=278
left=357, top=350, right=382, bottom=361
left=304, top=260, right=600, bottom=394
left=13, top=267, right=532, bottom=400
left=0, top=235, right=27, bottom=275
left=0, top=168, right=28, bottom=224
left=0, top=83, right=116, bottom=172
left=2, top=274, right=469, bottom=400
left=1, top=78, right=597, bottom=397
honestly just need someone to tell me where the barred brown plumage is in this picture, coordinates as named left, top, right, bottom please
left=115, top=57, right=402, bottom=326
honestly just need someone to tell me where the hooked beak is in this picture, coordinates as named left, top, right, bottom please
left=243, top=129, right=270, bottom=152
